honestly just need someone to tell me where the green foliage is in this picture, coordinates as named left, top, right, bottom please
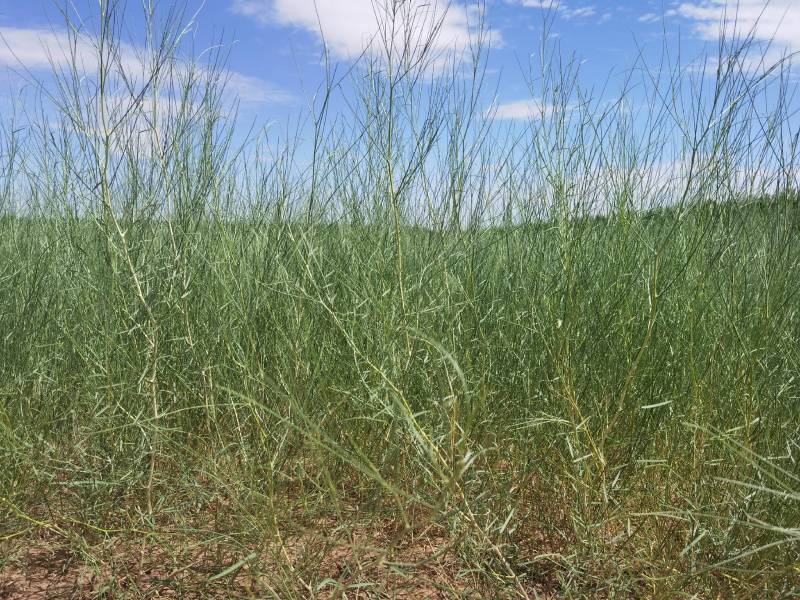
left=0, top=1, right=798, bottom=596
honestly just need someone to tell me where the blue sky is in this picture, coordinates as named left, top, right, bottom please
left=1, top=1, right=798, bottom=128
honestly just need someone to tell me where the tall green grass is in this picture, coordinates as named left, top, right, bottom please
left=1, top=1, right=798, bottom=597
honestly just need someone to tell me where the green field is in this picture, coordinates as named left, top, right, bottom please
left=1, top=2, right=799, bottom=597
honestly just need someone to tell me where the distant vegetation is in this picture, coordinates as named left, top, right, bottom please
left=1, top=1, right=798, bottom=597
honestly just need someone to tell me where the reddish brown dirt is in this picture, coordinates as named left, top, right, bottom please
left=0, top=520, right=551, bottom=599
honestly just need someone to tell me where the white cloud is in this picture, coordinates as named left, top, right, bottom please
left=490, top=98, right=563, bottom=119
left=224, top=72, right=294, bottom=104
left=563, top=6, right=595, bottom=19
left=675, top=0, right=800, bottom=52
left=638, top=12, right=661, bottom=24
left=508, top=0, right=599, bottom=21
left=515, top=0, right=560, bottom=7
left=0, top=26, right=291, bottom=105
left=231, top=0, right=495, bottom=64
left=0, top=26, right=143, bottom=74
left=0, top=27, right=69, bottom=69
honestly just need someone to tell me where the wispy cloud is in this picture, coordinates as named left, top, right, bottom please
left=490, top=98, right=565, bottom=120
left=674, top=1, right=800, bottom=52
left=225, top=72, right=294, bottom=104
left=563, top=6, right=596, bottom=20
left=0, top=26, right=139, bottom=73
left=508, top=0, right=599, bottom=21
left=0, top=26, right=292, bottom=105
left=230, top=0, right=498, bottom=64
left=638, top=12, right=661, bottom=24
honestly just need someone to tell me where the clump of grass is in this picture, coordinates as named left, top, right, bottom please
left=1, top=1, right=798, bottom=597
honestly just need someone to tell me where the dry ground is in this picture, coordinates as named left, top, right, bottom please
left=0, top=517, right=562, bottom=599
